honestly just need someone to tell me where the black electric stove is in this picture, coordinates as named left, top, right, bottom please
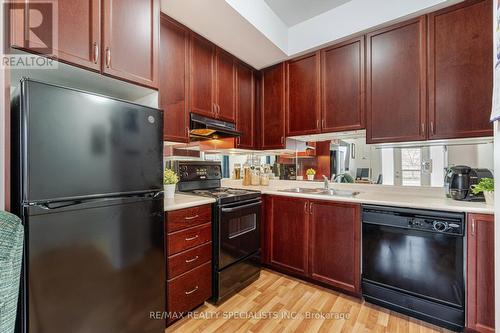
left=174, top=161, right=262, bottom=304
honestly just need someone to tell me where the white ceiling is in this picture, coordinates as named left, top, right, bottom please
left=264, top=0, right=352, bottom=26
left=161, top=0, right=463, bottom=69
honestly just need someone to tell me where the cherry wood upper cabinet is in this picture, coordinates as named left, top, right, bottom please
left=268, top=195, right=309, bottom=277
left=428, top=0, right=493, bottom=140
left=286, top=52, right=321, bottom=136
left=189, top=33, right=215, bottom=118
left=467, top=213, right=495, bottom=333
left=366, top=17, right=427, bottom=144
left=102, top=0, right=159, bottom=89
left=309, top=201, right=360, bottom=294
left=10, top=0, right=101, bottom=71
left=261, top=63, right=286, bottom=149
left=236, top=62, right=255, bottom=149
left=321, top=37, right=365, bottom=132
left=215, top=49, right=236, bottom=122
left=159, top=15, right=189, bottom=143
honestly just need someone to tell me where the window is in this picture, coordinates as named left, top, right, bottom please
left=401, top=148, right=421, bottom=186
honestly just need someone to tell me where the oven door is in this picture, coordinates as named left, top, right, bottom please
left=218, top=199, right=261, bottom=269
left=362, top=223, right=464, bottom=308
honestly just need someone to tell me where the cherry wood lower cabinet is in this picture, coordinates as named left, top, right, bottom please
left=266, top=196, right=309, bottom=277
left=466, top=213, right=495, bottom=333
left=165, top=204, right=212, bottom=326
left=263, top=195, right=361, bottom=295
left=309, top=201, right=361, bottom=294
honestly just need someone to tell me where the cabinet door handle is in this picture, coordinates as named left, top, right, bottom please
left=309, top=202, right=313, bottom=215
left=217, top=105, right=221, bottom=117
left=304, top=202, right=309, bottom=214
left=105, top=47, right=111, bottom=68
left=281, top=136, right=284, bottom=144
left=185, top=255, right=199, bottom=263
left=184, top=215, right=199, bottom=220
left=421, top=123, right=425, bottom=135
left=322, top=119, right=325, bottom=129
left=185, top=286, right=199, bottom=295
left=93, top=42, right=99, bottom=64
left=471, top=220, right=475, bottom=236
left=316, top=120, right=320, bottom=129
left=430, top=121, right=435, bottom=135
left=185, top=234, right=199, bottom=241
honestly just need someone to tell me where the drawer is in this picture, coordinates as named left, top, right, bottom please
left=167, top=222, right=211, bottom=256
left=166, top=204, right=212, bottom=233
left=167, top=261, right=212, bottom=317
left=168, top=242, right=212, bottom=279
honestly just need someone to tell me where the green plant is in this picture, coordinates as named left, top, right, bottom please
left=471, top=177, right=494, bottom=195
left=163, top=168, right=179, bottom=185
left=306, top=168, right=316, bottom=176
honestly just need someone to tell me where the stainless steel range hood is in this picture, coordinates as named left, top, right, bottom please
left=189, top=113, right=241, bottom=140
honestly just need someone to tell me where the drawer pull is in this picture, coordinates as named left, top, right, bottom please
left=185, top=235, right=199, bottom=241
left=184, top=215, right=199, bottom=220
left=185, top=255, right=199, bottom=263
left=185, top=286, right=199, bottom=295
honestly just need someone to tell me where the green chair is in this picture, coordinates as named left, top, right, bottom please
left=0, top=211, right=24, bottom=333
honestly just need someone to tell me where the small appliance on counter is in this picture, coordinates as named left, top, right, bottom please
left=279, top=164, right=296, bottom=180
left=444, top=166, right=493, bottom=201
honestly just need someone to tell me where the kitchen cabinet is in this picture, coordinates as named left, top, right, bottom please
left=215, top=49, right=236, bottom=122
left=159, top=15, right=189, bottom=142
left=102, top=0, right=159, bottom=88
left=267, top=195, right=309, bottom=277
left=165, top=204, right=212, bottom=326
left=11, top=0, right=159, bottom=88
left=286, top=52, right=321, bottom=136
left=466, top=213, right=495, bottom=333
left=260, top=63, right=286, bottom=149
left=321, top=37, right=365, bottom=132
left=264, top=195, right=361, bottom=295
left=309, top=201, right=360, bottom=294
left=236, top=62, right=256, bottom=149
left=189, top=33, right=215, bottom=118
left=428, top=0, right=493, bottom=140
left=366, top=16, right=427, bottom=144
left=10, top=0, right=101, bottom=71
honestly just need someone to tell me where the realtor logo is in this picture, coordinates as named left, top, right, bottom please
left=3, top=1, right=58, bottom=69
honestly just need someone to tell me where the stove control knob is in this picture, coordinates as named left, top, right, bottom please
left=432, top=221, right=448, bottom=232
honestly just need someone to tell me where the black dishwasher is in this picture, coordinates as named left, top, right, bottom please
left=362, top=205, right=465, bottom=331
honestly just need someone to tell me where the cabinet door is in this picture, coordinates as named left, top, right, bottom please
left=215, top=49, right=236, bottom=121
left=236, top=62, right=255, bottom=149
left=366, top=17, right=427, bottom=144
left=467, top=213, right=495, bottom=333
left=10, top=0, right=101, bottom=71
left=428, top=0, right=493, bottom=140
left=268, top=196, right=308, bottom=277
left=190, top=34, right=215, bottom=118
left=159, top=16, right=189, bottom=143
left=321, top=37, right=365, bottom=132
left=286, top=52, right=321, bottom=136
left=309, top=201, right=360, bottom=294
left=102, top=0, right=159, bottom=88
left=261, top=63, right=286, bottom=149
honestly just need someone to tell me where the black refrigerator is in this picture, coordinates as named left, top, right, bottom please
left=11, top=79, right=165, bottom=333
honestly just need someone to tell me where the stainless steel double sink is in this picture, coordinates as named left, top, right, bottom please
left=279, top=187, right=360, bottom=198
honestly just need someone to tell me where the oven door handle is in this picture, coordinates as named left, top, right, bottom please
left=221, top=201, right=262, bottom=213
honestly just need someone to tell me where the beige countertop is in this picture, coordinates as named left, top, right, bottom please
left=222, top=179, right=494, bottom=215
left=164, top=193, right=215, bottom=212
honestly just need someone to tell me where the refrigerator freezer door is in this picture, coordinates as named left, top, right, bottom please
left=18, top=79, right=163, bottom=202
left=21, top=197, right=165, bottom=333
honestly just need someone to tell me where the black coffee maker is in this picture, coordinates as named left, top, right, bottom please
left=444, top=166, right=493, bottom=201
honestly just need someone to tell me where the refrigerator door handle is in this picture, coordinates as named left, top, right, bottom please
left=30, top=200, right=85, bottom=210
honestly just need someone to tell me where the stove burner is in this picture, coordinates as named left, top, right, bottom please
left=192, top=188, right=254, bottom=198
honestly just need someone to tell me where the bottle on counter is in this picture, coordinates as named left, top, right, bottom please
left=260, top=173, right=270, bottom=186
left=234, top=163, right=241, bottom=180
left=251, top=167, right=260, bottom=186
left=242, top=164, right=251, bottom=186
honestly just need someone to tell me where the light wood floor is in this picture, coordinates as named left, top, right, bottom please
left=166, top=269, right=453, bottom=333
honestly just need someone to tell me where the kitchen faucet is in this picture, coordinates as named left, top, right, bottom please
left=322, top=175, right=329, bottom=189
